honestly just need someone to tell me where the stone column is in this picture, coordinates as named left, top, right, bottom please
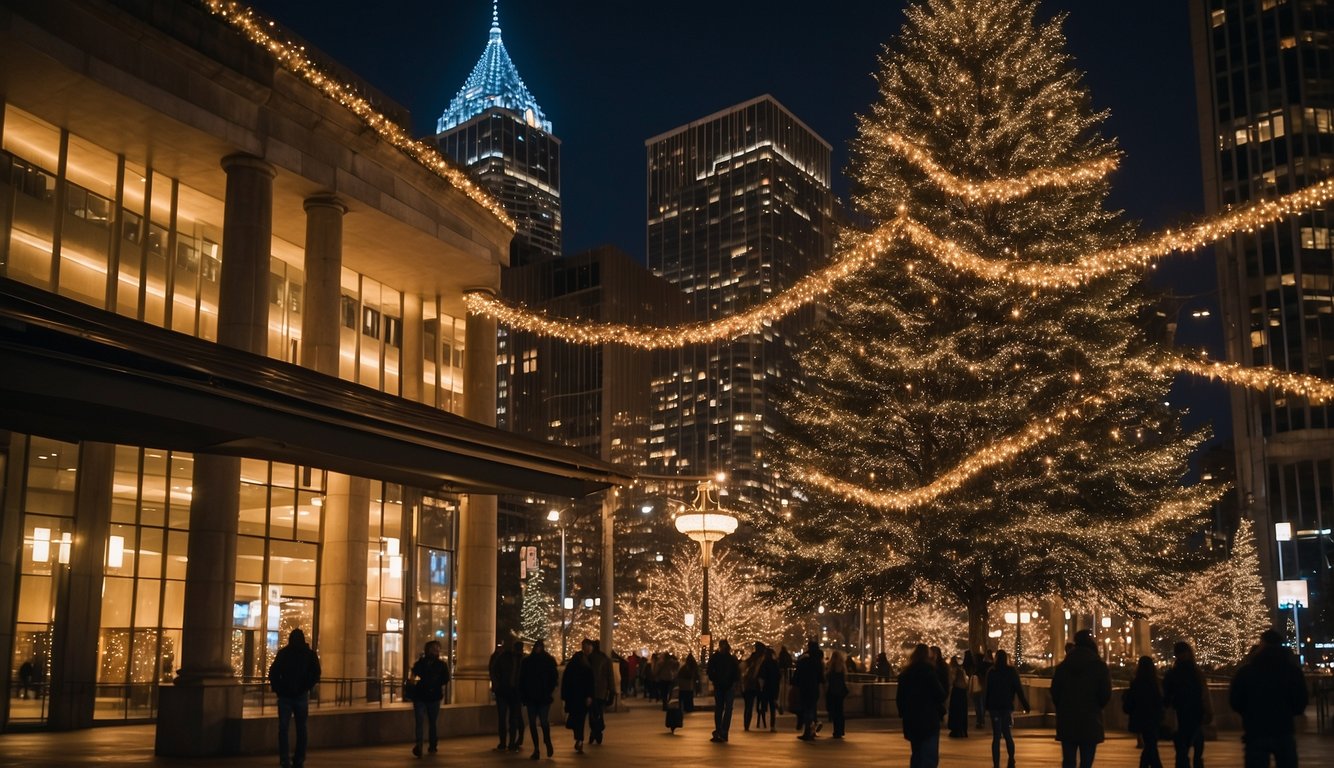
left=453, top=288, right=499, bottom=703
left=1048, top=597, right=1068, bottom=664
left=317, top=473, right=370, bottom=685
left=299, top=195, right=345, bottom=375
left=158, top=154, right=272, bottom=757
left=46, top=442, right=114, bottom=730
left=401, top=292, right=424, bottom=404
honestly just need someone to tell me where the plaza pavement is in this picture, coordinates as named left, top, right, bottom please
left=1, top=698, right=1330, bottom=767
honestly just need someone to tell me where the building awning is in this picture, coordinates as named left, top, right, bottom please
left=0, top=278, right=631, bottom=497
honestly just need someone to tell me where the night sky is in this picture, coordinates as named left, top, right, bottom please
left=245, top=0, right=1231, bottom=444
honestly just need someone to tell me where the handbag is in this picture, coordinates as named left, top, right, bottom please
left=403, top=679, right=418, bottom=702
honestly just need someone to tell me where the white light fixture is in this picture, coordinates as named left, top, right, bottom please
left=1101, top=616, right=1113, bottom=629
left=386, top=617, right=403, bottom=632
left=1275, top=522, right=1293, bottom=542
left=1004, top=611, right=1018, bottom=625
left=641, top=504, right=653, bottom=515
left=58, top=532, right=72, bottom=565
left=583, top=598, right=594, bottom=608
left=563, top=597, right=574, bottom=610
left=32, top=527, right=50, bottom=563
left=547, top=510, right=561, bottom=522
left=684, top=612, right=695, bottom=627
left=988, top=629, right=1003, bottom=639
left=107, top=535, right=125, bottom=569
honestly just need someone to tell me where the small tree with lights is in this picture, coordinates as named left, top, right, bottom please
left=751, top=0, right=1216, bottom=653
left=521, top=567, right=552, bottom=643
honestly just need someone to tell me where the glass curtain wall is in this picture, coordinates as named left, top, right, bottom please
left=366, top=482, right=406, bottom=696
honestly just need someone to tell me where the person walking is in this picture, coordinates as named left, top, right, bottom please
left=1162, top=641, right=1210, bottom=768
left=777, top=645, right=794, bottom=714
left=742, top=642, right=765, bottom=731
left=972, top=649, right=993, bottom=729
left=826, top=649, right=849, bottom=738
left=489, top=640, right=524, bottom=752
left=1229, top=628, right=1308, bottom=768
left=873, top=651, right=893, bottom=681
left=1050, top=629, right=1112, bottom=768
left=519, top=639, right=558, bottom=760
left=17, top=659, right=34, bottom=700
left=707, top=639, right=741, bottom=743
left=587, top=640, right=613, bottom=746
left=759, top=644, right=781, bottom=732
left=1124, top=656, right=1166, bottom=768
left=268, top=628, right=321, bottom=768
left=677, top=652, right=698, bottom=713
left=560, top=639, right=595, bottom=754
left=409, top=639, right=450, bottom=759
left=897, top=643, right=946, bottom=768
left=947, top=655, right=970, bottom=737
left=985, top=649, right=1030, bottom=768
left=657, top=652, right=679, bottom=711
left=793, top=640, right=824, bottom=740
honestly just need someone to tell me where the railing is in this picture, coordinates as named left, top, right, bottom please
left=237, top=676, right=414, bottom=715
left=1315, top=676, right=1333, bottom=735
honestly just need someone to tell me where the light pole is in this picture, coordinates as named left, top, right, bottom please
left=548, top=509, right=568, bottom=662
left=1003, top=599, right=1030, bottom=667
left=673, top=475, right=736, bottom=662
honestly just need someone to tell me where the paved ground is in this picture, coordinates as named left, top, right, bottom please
left=2, top=699, right=1331, bottom=767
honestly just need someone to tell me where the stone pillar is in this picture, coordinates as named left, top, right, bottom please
left=317, top=473, right=370, bottom=685
left=300, top=195, right=345, bottom=375
left=401, top=292, right=424, bottom=404
left=453, top=289, right=499, bottom=703
left=158, top=154, right=272, bottom=757
left=46, top=442, right=114, bottom=730
left=1131, top=617, right=1152, bottom=660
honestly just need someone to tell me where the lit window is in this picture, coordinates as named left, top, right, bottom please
left=1211, top=9, right=1225, bottom=27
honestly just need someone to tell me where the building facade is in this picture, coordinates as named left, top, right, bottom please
left=646, top=95, right=834, bottom=517
left=1190, top=0, right=1334, bottom=644
left=434, top=3, right=561, bottom=267
left=0, top=0, right=618, bottom=751
left=495, top=246, right=687, bottom=653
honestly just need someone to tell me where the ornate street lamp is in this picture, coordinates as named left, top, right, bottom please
left=674, top=476, right=736, bottom=660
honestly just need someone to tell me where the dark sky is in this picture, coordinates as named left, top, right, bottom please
left=245, top=0, right=1230, bottom=442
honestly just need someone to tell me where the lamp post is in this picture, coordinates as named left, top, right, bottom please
left=1003, top=599, right=1030, bottom=667
left=548, top=509, right=568, bottom=662
left=673, top=476, right=736, bottom=661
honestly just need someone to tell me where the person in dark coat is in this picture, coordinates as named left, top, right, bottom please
left=1050, top=630, right=1112, bottom=768
left=519, top=639, right=558, bottom=760
left=677, top=652, right=698, bottom=713
left=1229, top=629, right=1308, bottom=768
left=873, top=651, right=893, bottom=681
left=587, top=640, right=614, bottom=746
left=793, top=640, right=824, bottom=740
left=742, top=642, right=765, bottom=731
left=930, top=645, right=950, bottom=699
left=409, top=639, right=449, bottom=759
left=561, top=639, right=595, bottom=753
left=1124, top=656, right=1165, bottom=768
left=826, top=650, right=850, bottom=738
left=706, top=639, right=741, bottom=742
left=947, top=655, right=970, bottom=737
left=1162, top=641, right=1209, bottom=768
left=777, top=645, right=794, bottom=714
left=897, top=643, right=946, bottom=768
left=973, top=649, right=993, bottom=728
left=17, top=659, right=34, bottom=700
left=985, top=649, right=1030, bottom=768
left=269, top=628, right=321, bottom=768
left=489, top=640, right=524, bottom=752
left=759, top=645, right=781, bottom=732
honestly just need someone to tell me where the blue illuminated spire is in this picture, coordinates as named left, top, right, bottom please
left=437, top=1, right=552, bottom=134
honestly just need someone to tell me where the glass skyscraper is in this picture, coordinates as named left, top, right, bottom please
left=646, top=95, right=834, bottom=516
left=435, top=3, right=561, bottom=267
left=1190, top=0, right=1334, bottom=643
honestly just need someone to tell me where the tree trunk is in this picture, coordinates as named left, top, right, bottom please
left=967, top=590, right=990, bottom=656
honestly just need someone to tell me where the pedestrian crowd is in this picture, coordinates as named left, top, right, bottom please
left=263, top=627, right=1310, bottom=768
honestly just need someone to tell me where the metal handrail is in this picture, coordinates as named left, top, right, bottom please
left=236, top=675, right=414, bottom=714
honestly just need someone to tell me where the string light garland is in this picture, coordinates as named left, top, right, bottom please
left=202, top=1, right=516, bottom=231
left=793, top=385, right=1128, bottom=512
left=1162, top=354, right=1334, bottom=404
left=876, top=128, right=1121, bottom=203
left=898, top=180, right=1334, bottom=288
left=464, top=219, right=903, bottom=348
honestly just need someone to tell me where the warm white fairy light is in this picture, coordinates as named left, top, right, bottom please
left=875, top=127, right=1120, bottom=203
left=203, top=1, right=515, bottom=231
left=465, top=220, right=902, bottom=348
left=897, top=180, right=1334, bottom=288
left=1163, top=354, right=1334, bottom=404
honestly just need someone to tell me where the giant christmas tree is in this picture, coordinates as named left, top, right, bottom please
left=750, top=0, right=1218, bottom=652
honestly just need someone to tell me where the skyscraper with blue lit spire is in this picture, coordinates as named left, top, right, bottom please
left=435, top=2, right=560, bottom=266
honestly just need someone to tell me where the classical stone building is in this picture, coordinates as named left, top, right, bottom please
left=0, top=0, right=622, bottom=753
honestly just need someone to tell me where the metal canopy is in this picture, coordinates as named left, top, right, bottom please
left=0, top=279, right=629, bottom=497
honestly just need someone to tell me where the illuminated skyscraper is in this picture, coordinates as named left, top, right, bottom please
left=435, top=2, right=560, bottom=266
left=1190, top=0, right=1333, bottom=639
left=646, top=95, right=834, bottom=515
